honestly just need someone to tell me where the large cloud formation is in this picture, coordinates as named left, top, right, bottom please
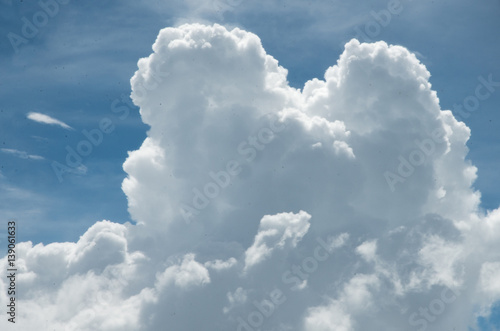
left=2, top=23, right=500, bottom=331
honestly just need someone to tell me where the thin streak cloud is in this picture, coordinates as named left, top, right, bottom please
left=27, top=112, right=73, bottom=130
left=0, top=148, right=45, bottom=161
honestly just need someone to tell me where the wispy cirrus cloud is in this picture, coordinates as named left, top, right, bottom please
left=0, top=148, right=45, bottom=160
left=27, top=112, right=73, bottom=130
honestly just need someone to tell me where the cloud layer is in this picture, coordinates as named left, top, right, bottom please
left=1, top=23, right=499, bottom=330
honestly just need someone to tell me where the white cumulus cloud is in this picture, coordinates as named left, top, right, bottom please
left=1, top=23, right=500, bottom=331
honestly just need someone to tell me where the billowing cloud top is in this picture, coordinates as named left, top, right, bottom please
left=2, top=23, right=499, bottom=331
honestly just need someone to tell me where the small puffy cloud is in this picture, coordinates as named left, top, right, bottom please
left=417, top=235, right=465, bottom=288
left=68, top=220, right=129, bottom=274
left=244, top=211, right=311, bottom=271
left=155, top=253, right=210, bottom=290
left=223, top=287, right=248, bottom=313
left=480, top=262, right=500, bottom=298
left=27, top=112, right=73, bottom=130
left=205, top=257, right=237, bottom=271
left=305, top=273, right=379, bottom=331
left=1, top=148, right=44, bottom=160
left=304, top=302, right=352, bottom=331
left=356, top=240, right=377, bottom=262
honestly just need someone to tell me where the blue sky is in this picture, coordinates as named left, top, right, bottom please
left=1, top=0, right=499, bottom=330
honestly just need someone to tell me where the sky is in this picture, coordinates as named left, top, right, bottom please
left=0, top=0, right=500, bottom=330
